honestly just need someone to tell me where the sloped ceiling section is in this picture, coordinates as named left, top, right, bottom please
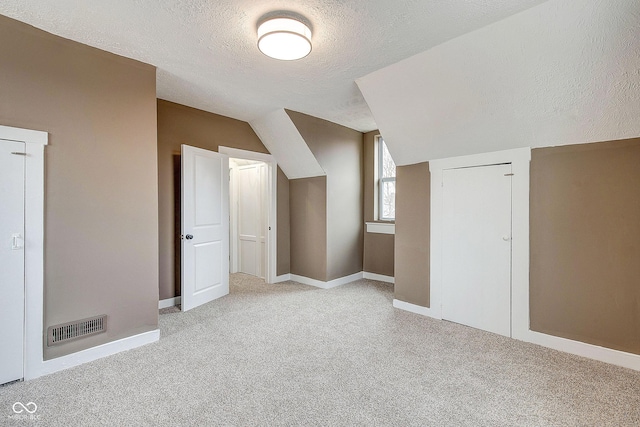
left=356, top=0, right=640, bottom=166
left=250, top=109, right=325, bottom=179
left=0, top=0, right=550, bottom=133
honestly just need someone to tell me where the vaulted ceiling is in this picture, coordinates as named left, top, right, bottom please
left=0, top=0, right=549, bottom=132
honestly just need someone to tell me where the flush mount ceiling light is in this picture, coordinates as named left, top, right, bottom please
left=257, top=17, right=312, bottom=61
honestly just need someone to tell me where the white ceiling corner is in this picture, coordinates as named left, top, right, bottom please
left=249, top=109, right=325, bottom=179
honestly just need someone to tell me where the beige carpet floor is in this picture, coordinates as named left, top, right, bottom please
left=1, top=273, right=639, bottom=426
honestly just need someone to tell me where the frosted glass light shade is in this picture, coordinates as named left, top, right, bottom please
left=257, top=17, right=312, bottom=60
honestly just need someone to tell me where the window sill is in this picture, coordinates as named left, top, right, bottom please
left=366, top=222, right=395, bottom=235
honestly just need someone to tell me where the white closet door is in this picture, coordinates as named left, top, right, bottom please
left=442, top=164, right=512, bottom=337
left=0, top=140, right=25, bottom=384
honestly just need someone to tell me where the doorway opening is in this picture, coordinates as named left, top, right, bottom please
left=174, top=145, right=278, bottom=312
left=219, top=146, right=277, bottom=285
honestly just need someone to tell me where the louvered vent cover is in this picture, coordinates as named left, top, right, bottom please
left=47, top=315, right=107, bottom=346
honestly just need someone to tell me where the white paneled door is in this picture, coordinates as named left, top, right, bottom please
left=237, top=163, right=267, bottom=279
left=0, top=140, right=25, bottom=384
left=442, top=164, right=512, bottom=337
left=181, top=145, right=229, bottom=312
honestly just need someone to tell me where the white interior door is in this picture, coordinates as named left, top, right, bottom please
left=238, top=165, right=260, bottom=277
left=236, top=163, right=267, bottom=279
left=181, top=145, right=229, bottom=312
left=442, top=164, right=512, bottom=337
left=0, top=140, right=25, bottom=384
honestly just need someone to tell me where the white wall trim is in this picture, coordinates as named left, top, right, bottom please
left=429, top=147, right=531, bottom=340
left=274, top=274, right=291, bottom=283
left=290, top=272, right=364, bottom=289
left=159, top=297, right=181, bottom=309
left=0, top=125, right=48, bottom=145
left=219, top=146, right=275, bottom=164
left=363, top=272, right=395, bottom=283
left=28, top=330, right=160, bottom=380
left=393, top=298, right=640, bottom=371
left=219, top=146, right=278, bottom=284
left=524, top=330, right=640, bottom=372
left=365, top=222, right=395, bottom=235
left=393, top=299, right=441, bottom=319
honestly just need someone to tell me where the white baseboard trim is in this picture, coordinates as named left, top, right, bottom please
left=273, top=274, right=291, bottom=283
left=290, top=272, right=364, bottom=289
left=30, top=329, right=160, bottom=380
left=159, top=297, right=181, bottom=309
left=363, top=272, right=395, bottom=283
left=524, top=330, right=640, bottom=372
left=393, top=299, right=441, bottom=320
left=392, top=298, right=640, bottom=372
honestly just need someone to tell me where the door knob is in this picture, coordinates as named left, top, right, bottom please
left=185, top=234, right=194, bottom=240
left=502, top=235, right=511, bottom=241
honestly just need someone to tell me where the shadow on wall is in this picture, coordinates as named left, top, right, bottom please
left=173, top=153, right=181, bottom=296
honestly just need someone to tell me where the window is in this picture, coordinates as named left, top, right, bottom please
left=378, top=136, right=396, bottom=221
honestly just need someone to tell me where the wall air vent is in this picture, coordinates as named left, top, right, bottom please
left=47, top=315, right=107, bottom=346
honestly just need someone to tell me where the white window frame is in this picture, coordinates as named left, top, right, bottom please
left=377, top=136, right=396, bottom=221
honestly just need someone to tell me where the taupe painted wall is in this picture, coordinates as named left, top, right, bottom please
left=286, top=111, right=363, bottom=281
left=363, top=130, right=394, bottom=277
left=157, top=100, right=291, bottom=299
left=0, top=15, right=159, bottom=359
left=277, top=168, right=291, bottom=277
left=394, top=162, right=430, bottom=307
left=289, top=176, right=328, bottom=281
left=530, top=138, right=640, bottom=355
left=364, top=233, right=395, bottom=276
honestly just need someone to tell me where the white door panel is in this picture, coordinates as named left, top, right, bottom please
left=237, top=164, right=267, bottom=278
left=259, top=164, right=267, bottom=278
left=181, top=145, right=229, bottom=312
left=442, top=164, right=512, bottom=337
left=238, top=166, right=258, bottom=276
left=0, top=140, right=25, bottom=384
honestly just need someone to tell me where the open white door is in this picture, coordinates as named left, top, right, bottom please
left=0, top=140, right=25, bottom=385
left=181, top=145, right=229, bottom=312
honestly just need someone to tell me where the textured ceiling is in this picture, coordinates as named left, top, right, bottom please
left=0, top=0, right=548, bottom=132
left=358, top=0, right=640, bottom=164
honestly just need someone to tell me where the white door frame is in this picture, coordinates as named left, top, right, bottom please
left=0, top=125, right=47, bottom=381
left=429, top=147, right=531, bottom=341
left=219, top=146, right=277, bottom=284
left=229, top=164, right=238, bottom=273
